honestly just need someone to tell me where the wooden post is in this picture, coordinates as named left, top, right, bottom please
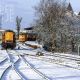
left=78, top=45, right=80, bottom=56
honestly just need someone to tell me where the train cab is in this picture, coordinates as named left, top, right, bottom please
left=1, top=30, right=16, bottom=49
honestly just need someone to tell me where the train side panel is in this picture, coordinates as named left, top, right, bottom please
left=18, top=33, right=37, bottom=43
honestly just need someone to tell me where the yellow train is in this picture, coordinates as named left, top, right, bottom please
left=19, top=33, right=37, bottom=42
left=1, top=30, right=16, bottom=49
left=19, top=33, right=26, bottom=42
left=27, top=33, right=37, bottom=41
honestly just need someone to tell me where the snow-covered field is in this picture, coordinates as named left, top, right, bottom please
left=25, top=56, right=80, bottom=80
left=0, top=41, right=80, bottom=80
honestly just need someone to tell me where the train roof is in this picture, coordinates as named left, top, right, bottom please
left=24, top=27, right=33, bottom=30
left=4, top=30, right=15, bottom=33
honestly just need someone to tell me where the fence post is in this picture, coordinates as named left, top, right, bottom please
left=78, top=45, right=80, bottom=56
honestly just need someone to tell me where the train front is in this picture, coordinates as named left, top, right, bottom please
left=2, top=30, right=16, bottom=49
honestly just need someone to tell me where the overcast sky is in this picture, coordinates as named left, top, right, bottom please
left=0, top=0, right=80, bottom=30
left=70, top=0, right=80, bottom=12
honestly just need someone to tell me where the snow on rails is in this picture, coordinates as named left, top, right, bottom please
left=0, top=42, right=80, bottom=80
left=3, top=50, right=51, bottom=80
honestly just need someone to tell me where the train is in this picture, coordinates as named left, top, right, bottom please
left=19, top=33, right=37, bottom=42
left=19, top=33, right=26, bottom=42
left=1, top=30, right=16, bottom=49
left=1, top=29, right=37, bottom=49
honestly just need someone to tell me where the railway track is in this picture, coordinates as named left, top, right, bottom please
left=1, top=47, right=80, bottom=80
left=28, top=55, right=80, bottom=70
left=10, top=50, right=51, bottom=80
left=47, top=53, right=80, bottom=61
left=0, top=50, right=26, bottom=80
left=12, top=58, right=26, bottom=80
left=16, top=43, right=35, bottom=50
left=0, top=58, right=8, bottom=65
left=18, top=43, right=80, bottom=62
left=0, top=65, right=12, bottom=80
left=0, top=51, right=12, bottom=80
left=6, top=50, right=27, bottom=80
left=1, top=49, right=80, bottom=80
left=21, top=56, right=50, bottom=80
left=17, top=44, right=80, bottom=69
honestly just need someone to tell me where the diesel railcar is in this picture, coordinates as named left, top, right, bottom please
left=18, top=33, right=37, bottom=42
left=19, top=33, right=26, bottom=42
left=1, top=30, right=16, bottom=49
left=27, top=33, right=37, bottom=41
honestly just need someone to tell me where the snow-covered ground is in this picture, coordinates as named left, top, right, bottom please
left=25, top=56, right=80, bottom=80
left=25, top=41, right=42, bottom=47
left=0, top=41, right=80, bottom=80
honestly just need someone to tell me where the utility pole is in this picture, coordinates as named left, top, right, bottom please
left=16, top=16, right=22, bottom=39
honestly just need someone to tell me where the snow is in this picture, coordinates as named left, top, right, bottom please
left=0, top=50, right=8, bottom=62
left=14, top=58, right=43, bottom=80
left=74, top=12, right=78, bottom=15
left=25, top=56, right=80, bottom=80
left=8, top=70, right=21, bottom=80
left=25, top=41, right=43, bottom=48
left=0, top=42, right=80, bottom=80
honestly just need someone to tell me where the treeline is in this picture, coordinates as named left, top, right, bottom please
left=32, top=0, right=80, bottom=52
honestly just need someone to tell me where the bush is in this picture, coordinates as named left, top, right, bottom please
left=43, top=42, right=53, bottom=51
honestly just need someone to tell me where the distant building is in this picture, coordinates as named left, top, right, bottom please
left=24, top=27, right=33, bottom=33
left=66, top=3, right=73, bottom=17
left=24, top=27, right=33, bottom=30
left=77, top=12, right=80, bottom=19
left=78, top=12, right=80, bottom=15
left=65, top=2, right=80, bottom=35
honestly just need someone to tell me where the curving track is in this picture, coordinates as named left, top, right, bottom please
left=46, top=53, right=80, bottom=61
left=18, top=42, right=80, bottom=62
left=0, top=50, right=25, bottom=80
left=6, top=50, right=27, bottom=80
left=0, top=65, right=12, bottom=80
left=0, top=58, right=8, bottom=65
left=9, top=50, right=51, bottom=80
left=17, top=43, right=80, bottom=70
left=1, top=43, right=80, bottom=80
left=28, top=55, right=80, bottom=70
left=21, top=55, right=50, bottom=80
left=1, top=47, right=80, bottom=80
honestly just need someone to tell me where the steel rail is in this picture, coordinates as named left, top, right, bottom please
left=29, top=56, right=80, bottom=70
left=6, top=50, right=26, bottom=80
left=20, top=56, right=51, bottom=80
left=12, top=50, right=51, bottom=80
